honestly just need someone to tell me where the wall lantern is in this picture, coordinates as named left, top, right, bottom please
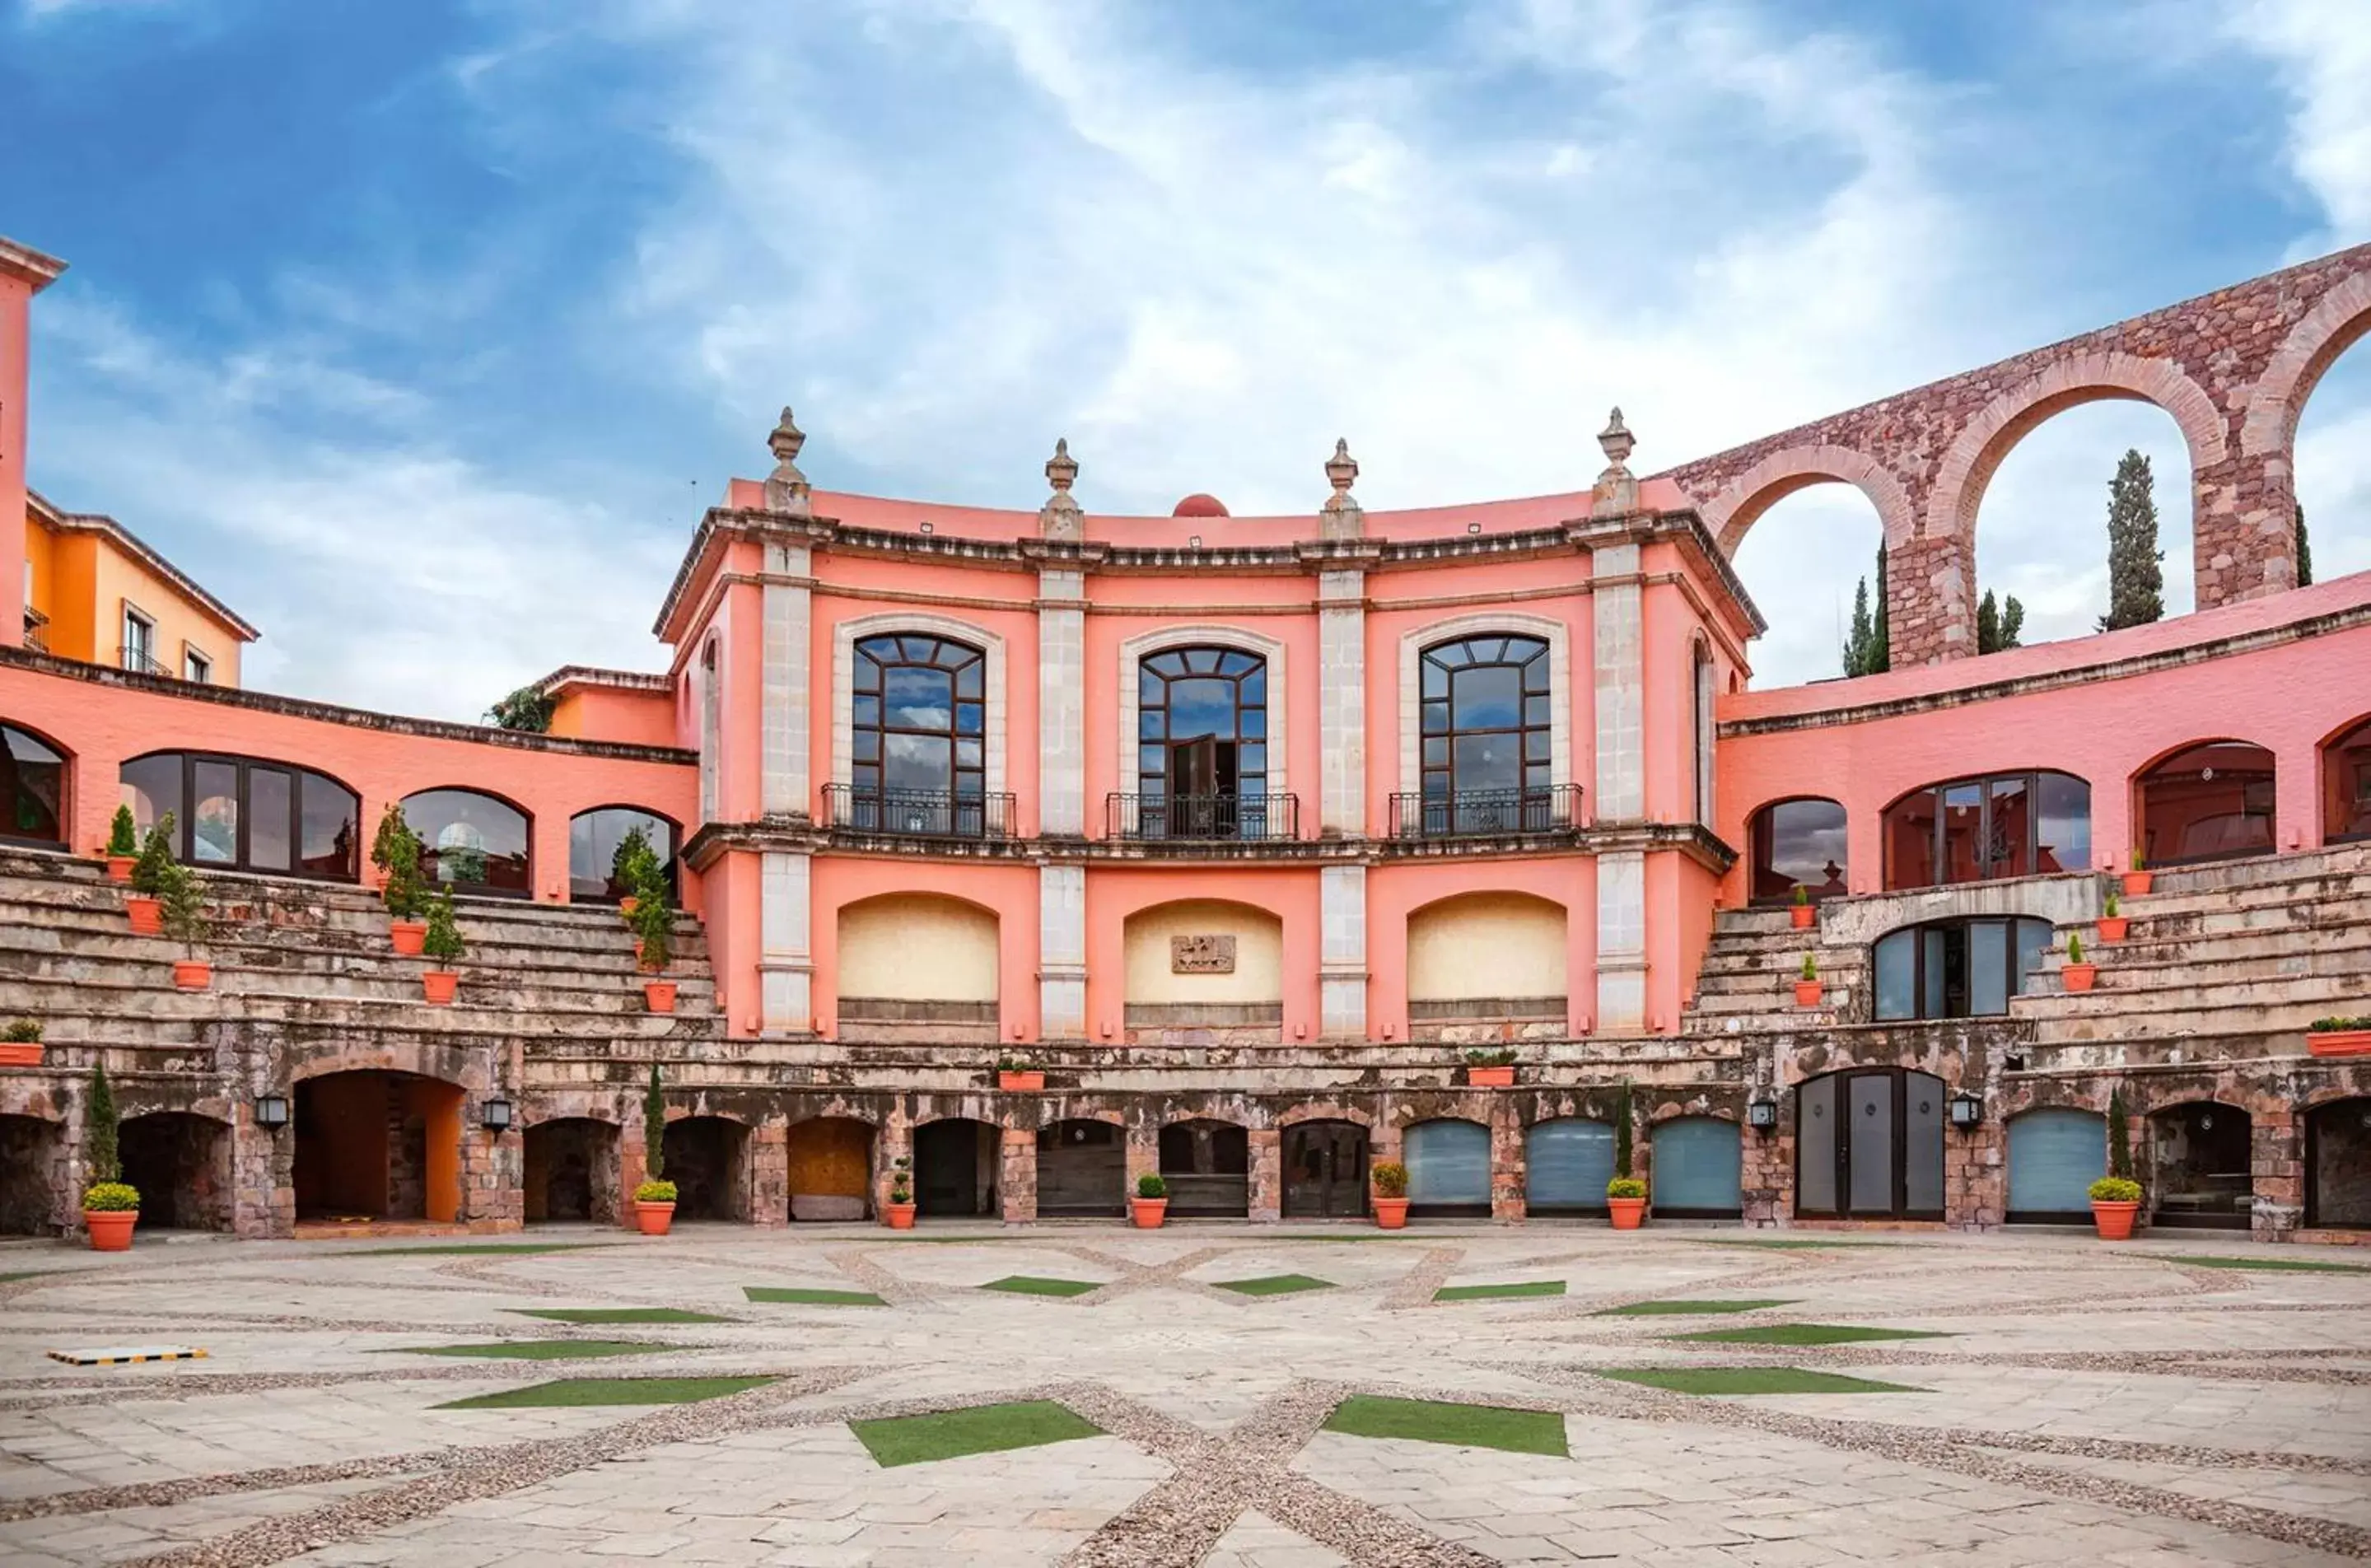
left=1948, top=1090, right=1984, bottom=1131
left=1746, top=1097, right=1778, bottom=1133
left=254, top=1093, right=290, bottom=1130
left=481, top=1096, right=515, bottom=1134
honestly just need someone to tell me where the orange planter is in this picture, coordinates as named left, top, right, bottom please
left=2091, top=1200, right=2140, bottom=1240
left=85, top=1210, right=138, bottom=1251
left=126, top=896, right=161, bottom=935
left=1794, top=980, right=1823, bottom=1008
left=633, top=1200, right=675, bottom=1236
left=0, top=1042, right=40, bottom=1066
left=1467, top=1065, right=1515, bottom=1088
left=105, top=855, right=136, bottom=884
left=422, top=970, right=459, bottom=1005
left=2307, top=1029, right=2371, bottom=1058
left=619, top=895, right=641, bottom=917
left=1371, top=1197, right=1409, bottom=1230
left=1608, top=1196, right=1647, bottom=1230
left=2062, top=963, right=2098, bottom=992
left=997, top=1070, right=1044, bottom=1092
left=2096, top=916, right=2129, bottom=942
left=1790, top=903, right=1815, bottom=929
left=1131, top=1197, right=1169, bottom=1229
left=390, top=920, right=427, bottom=956
left=2121, top=870, right=2154, bottom=896
left=883, top=1202, right=916, bottom=1230
left=643, top=980, right=678, bottom=1014
left=172, top=960, right=211, bottom=991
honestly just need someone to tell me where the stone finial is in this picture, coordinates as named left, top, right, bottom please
left=1038, top=436, right=1084, bottom=542
left=1325, top=438, right=1358, bottom=499
left=1319, top=437, right=1365, bottom=540
left=763, top=406, right=811, bottom=515
left=1592, top=405, right=1639, bottom=518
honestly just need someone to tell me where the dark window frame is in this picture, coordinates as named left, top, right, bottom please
left=2303, top=1096, right=2371, bottom=1230
left=2326, top=717, right=2371, bottom=846
left=1747, top=796, right=1848, bottom=905
left=0, top=719, right=70, bottom=851
left=400, top=785, right=534, bottom=898
left=1418, top=633, right=1553, bottom=808
left=2136, top=740, right=2277, bottom=867
left=1881, top=768, right=2089, bottom=889
left=1793, top=1067, right=1947, bottom=1222
left=852, top=632, right=987, bottom=813
left=120, top=749, right=361, bottom=882
left=1135, top=645, right=1268, bottom=801
left=567, top=805, right=681, bottom=904
left=1871, top=916, right=2053, bottom=1021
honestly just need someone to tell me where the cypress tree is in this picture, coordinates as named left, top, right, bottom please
left=2000, top=594, right=2024, bottom=649
left=642, top=1064, right=666, bottom=1182
left=86, top=1062, right=121, bottom=1183
left=2107, top=1088, right=2132, bottom=1181
left=1977, top=590, right=2000, bottom=654
left=1869, top=542, right=1889, bottom=671
left=2099, top=449, right=2164, bottom=630
left=2298, top=502, right=2313, bottom=588
left=1613, top=1080, right=1635, bottom=1179
left=1841, top=576, right=1874, bottom=677
left=1840, top=544, right=1893, bottom=676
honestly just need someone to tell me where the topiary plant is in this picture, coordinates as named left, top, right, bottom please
left=2309, top=1015, right=2371, bottom=1031
left=2107, top=1087, right=2133, bottom=1181
left=642, top=1063, right=667, bottom=1184
left=380, top=818, right=427, bottom=922
left=2087, top=1176, right=2141, bottom=1203
left=890, top=1155, right=912, bottom=1206
left=1136, top=1172, right=1169, bottom=1200
left=85, top=1060, right=120, bottom=1184
left=130, top=814, right=177, bottom=896
left=369, top=802, right=413, bottom=876
left=1799, top=953, right=1818, bottom=982
left=631, top=893, right=674, bottom=971
left=2103, top=889, right=2121, bottom=918
left=1463, top=1048, right=1518, bottom=1067
left=156, top=860, right=209, bottom=957
left=422, top=888, right=465, bottom=965
left=107, top=805, right=138, bottom=857
left=1607, top=1176, right=1647, bottom=1200
left=1791, top=884, right=1809, bottom=907
left=612, top=826, right=660, bottom=899
left=2066, top=931, right=2085, bottom=965
left=1613, top=1080, right=1635, bottom=1181
left=1371, top=1161, right=1408, bottom=1198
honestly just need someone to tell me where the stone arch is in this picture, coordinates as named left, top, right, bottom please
left=1159, top=1116, right=1249, bottom=1218
left=1406, top=889, right=1566, bottom=1020
left=833, top=891, right=1000, bottom=1038
left=2243, top=272, right=2371, bottom=460
left=524, top=1115, right=620, bottom=1224
left=1700, top=444, right=1916, bottom=554
left=785, top=1114, right=875, bottom=1222
left=1277, top=1101, right=1377, bottom=1130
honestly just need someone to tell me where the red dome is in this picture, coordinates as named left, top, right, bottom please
left=1171, top=493, right=1230, bottom=518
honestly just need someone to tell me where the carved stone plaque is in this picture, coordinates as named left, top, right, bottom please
left=1170, top=934, right=1236, bottom=974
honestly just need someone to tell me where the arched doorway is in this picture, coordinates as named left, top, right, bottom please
left=118, top=1112, right=232, bottom=1230
left=661, top=1117, right=749, bottom=1221
left=2322, top=717, right=2371, bottom=844
left=1159, top=1119, right=1249, bottom=1217
left=1, top=720, right=68, bottom=849
left=2149, top=1102, right=2252, bottom=1229
left=1036, top=1119, right=1125, bottom=1217
left=2136, top=742, right=2275, bottom=866
left=2306, top=1098, right=2371, bottom=1230
left=2005, top=1108, right=2105, bottom=1225
left=1651, top=1117, right=1743, bottom=1219
left=0, top=1114, right=61, bottom=1234
left=1282, top=1120, right=1368, bottom=1219
left=1403, top=1118, right=1491, bottom=1218
left=524, top=1118, right=619, bottom=1224
left=294, top=1071, right=464, bottom=1223
left=913, top=1118, right=999, bottom=1219
left=786, top=1118, right=874, bottom=1221
left=1524, top=1118, right=1614, bottom=1216
left=1795, top=1071, right=1944, bottom=1221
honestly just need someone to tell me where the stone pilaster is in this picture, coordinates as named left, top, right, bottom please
left=1595, top=848, right=1647, bottom=1032
left=1318, top=570, right=1365, bottom=836
left=760, top=539, right=812, bottom=820
left=749, top=1122, right=789, bottom=1229
left=1001, top=1127, right=1038, bottom=1224
left=1490, top=1096, right=1526, bottom=1223
left=759, top=849, right=813, bottom=1033
left=1038, top=862, right=1087, bottom=1040
left=1319, top=864, right=1367, bottom=1040
left=1038, top=569, right=1086, bottom=836
left=1592, top=540, right=1644, bottom=820
left=1248, top=1128, right=1281, bottom=1223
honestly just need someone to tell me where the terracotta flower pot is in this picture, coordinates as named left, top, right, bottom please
left=1468, top=1065, right=1516, bottom=1088
left=619, top=895, right=641, bottom=917
left=1131, top=1197, right=1169, bottom=1229
left=371, top=865, right=390, bottom=892
left=1790, top=904, right=1815, bottom=929
left=2121, top=870, right=2154, bottom=896
left=126, top=896, right=162, bottom=935
left=1608, top=1196, right=1647, bottom=1230
left=422, top=970, right=459, bottom=1005
left=390, top=920, right=427, bottom=956
left=883, top=1202, right=916, bottom=1230
left=2062, top=963, right=2098, bottom=993
left=172, top=960, right=211, bottom=991
left=1794, top=980, right=1823, bottom=1008
left=633, top=1200, right=675, bottom=1237
left=1372, top=1196, right=1409, bottom=1230
left=105, top=854, right=136, bottom=884
left=2090, top=1199, right=2140, bottom=1240
left=85, top=1210, right=138, bottom=1252
left=997, top=1070, right=1044, bottom=1092
left=643, top=980, right=678, bottom=1014
left=2307, top=1029, right=2371, bottom=1058
left=2096, top=916, right=2129, bottom=943
left=0, top=1042, right=40, bottom=1066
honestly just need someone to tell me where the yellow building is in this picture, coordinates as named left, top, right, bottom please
left=25, top=492, right=256, bottom=686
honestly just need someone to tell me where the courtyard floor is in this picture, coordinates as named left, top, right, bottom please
left=1, top=1225, right=2367, bottom=1566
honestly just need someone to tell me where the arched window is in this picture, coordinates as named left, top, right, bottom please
left=1882, top=769, right=2089, bottom=889
left=401, top=788, right=530, bottom=896
left=848, top=632, right=985, bottom=834
left=1133, top=646, right=1270, bottom=838
left=568, top=807, right=678, bottom=903
left=120, top=752, right=359, bottom=880
left=1871, top=917, right=2055, bottom=1020
left=0, top=721, right=67, bottom=849
left=1416, top=633, right=1555, bottom=834
left=2137, top=741, right=2275, bottom=866
left=1748, top=798, right=1847, bottom=904
left=2327, top=719, right=2371, bottom=845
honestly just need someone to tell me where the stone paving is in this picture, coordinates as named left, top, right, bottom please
left=1, top=1224, right=2367, bottom=1566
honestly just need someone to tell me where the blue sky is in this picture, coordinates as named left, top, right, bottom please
left=3, top=0, right=2366, bottom=713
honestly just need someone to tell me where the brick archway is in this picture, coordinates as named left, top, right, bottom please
left=1701, top=444, right=1917, bottom=554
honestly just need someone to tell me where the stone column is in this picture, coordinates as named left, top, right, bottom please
left=1319, top=864, right=1367, bottom=1039
left=750, top=1121, right=789, bottom=1228
left=2253, top=1108, right=2303, bottom=1241
left=1317, top=441, right=1367, bottom=837
left=1126, top=1119, right=1160, bottom=1201
left=1249, top=1128, right=1282, bottom=1223
left=759, top=850, right=813, bottom=1033
left=1039, top=862, right=1087, bottom=1041
left=760, top=541, right=812, bottom=821
left=1589, top=502, right=1650, bottom=1033
left=1595, top=849, right=1647, bottom=1033
left=1037, top=440, right=1088, bottom=838
left=1001, top=1127, right=1038, bottom=1224
left=1490, top=1096, right=1526, bottom=1224
left=1884, top=534, right=1975, bottom=668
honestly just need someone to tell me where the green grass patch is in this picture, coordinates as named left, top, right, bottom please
left=1667, top=1323, right=1953, bottom=1346
left=1596, top=1298, right=1795, bottom=1317
left=389, top=1340, right=668, bottom=1360
left=979, top=1276, right=1102, bottom=1297
left=348, top=1244, right=609, bottom=1257
left=850, top=1399, right=1103, bottom=1467
left=1324, top=1395, right=1567, bottom=1457
left=511, top=1307, right=732, bottom=1324
left=436, top=1375, right=773, bottom=1410
left=742, top=1286, right=886, bottom=1306
left=1600, top=1367, right=1922, bottom=1395
left=1433, top=1280, right=1568, bottom=1302
left=1215, top=1274, right=1335, bottom=1296
left=2173, top=1254, right=2371, bottom=1275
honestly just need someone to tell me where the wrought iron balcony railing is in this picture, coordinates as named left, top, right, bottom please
left=119, top=646, right=168, bottom=677
left=1389, top=785, right=1581, bottom=839
left=823, top=783, right=1015, bottom=839
left=1107, top=791, right=1300, bottom=842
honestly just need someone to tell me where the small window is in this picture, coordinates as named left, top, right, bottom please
left=1872, top=917, right=2055, bottom=1020
left=184, top=647, right=212, bottom=684
left=121, top=606, right=157, bottom=675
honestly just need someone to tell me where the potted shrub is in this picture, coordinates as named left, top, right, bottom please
left=629, top=868, right=677, bottom=1011
left=2061, top=932, right=2097, bottom=993
left=2307, top=1015, right=2371, bottom=1058
left=126, top=814, right=175, bottom=935
left=997, top=1057, right=1044, bottom=1092
left=102, top=805, right=138, bottom=883
left=613, top=826, right=659, bottom=917
left=1370, top=1161, right=1410, bottom=1230
left=2097, top=890, right=2128, bottom=944
left=1132, top=1172, right=1169, bottom=1229
left=1465, top=1048, right=1517, bottom=1088
left=1793, top=953, right=1823, bottom=1008
left=633, top=1064, right=675, bottom=1236
left=884, top=1155, right=916, bottom=1230
left=158, top=858, right=212, bottom=990
left=0, top=1018, right=41, bottom=1067
left=368, top=801, right=411, bottom=894
left=1789, top=883, right=1815, bottom=930
left=2090, top=1090, right=2141, bottom=1239
left=380, top=814, right=429, bottom=954
left=82, top=1062, right=138, bottom=1251
left=1608, top=1080, right=1646, bottom=1230
left=420, top=889, right=463, bottom=1005
left=2121, top=852, right=2152, bottom=898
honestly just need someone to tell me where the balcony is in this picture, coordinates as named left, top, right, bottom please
left=1389, top=786, right=1581, bottom=840
left=119, top=646, right=169, bottom=678
left=1107, top=792, right=1300, bottom=842
left=21, top=607, right=47, bottom=655
left=823, top=784, right=1015, bottom=840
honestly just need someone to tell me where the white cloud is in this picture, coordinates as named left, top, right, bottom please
left=2231, top=0, right=2371, bottom=248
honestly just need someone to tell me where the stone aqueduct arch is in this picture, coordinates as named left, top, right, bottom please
left=1658, top=241, right=2371, bottom=666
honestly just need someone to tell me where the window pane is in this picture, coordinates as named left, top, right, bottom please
left=1753, top=798, right=1847, bottom=903
left=1238, top=708, right=1265, bottom=740
left=1904, top=1073, right=1945, bottom=1214
left=122, top=754, right=184, bottom=840
left=1421, top=701, right=1449, bottom=734
left=954, top=702, right=982, bottom=735
left=1454, top=734, right=1519, bottom=791
left=1874, top=931, right=1916, bottom=1020
left=249, top=768, right=292, bottom=871
left=1847, top=1076, right=1894, bottom=1214
left=1450, top=665, right=1521, bottom=729
left=2036, top=772, right=2091, bottom=873
left=1921, top=927, right=1949, bottom=1019
left=1140, top=709, right=1164, bottom=740
left=1987, top=776, right=2030, bottom=879
left=1, top=725, right=65, bottom=844
left=1422, top=738, right=1448, bottom=768
left=852, top=730, right=880, bottom=763
left=567, top=805, right=670, bottom=901
left=1940, top=783, right=1985, bottom=884
left=884, top=734, right=953, bottom=792
left=1241, top=668, right=1266, bottom=706
left=1524, top=730, right=1551, bottom=762
left=1796, top=1074, right=1837, bottom=1213
left=300, top=772, right=358, bottom=879
left=1421, top=661, right=1448, bottom=700
left=404, top=789, right=530, bottom=893
left=191, top=760, right=239, bottom=864
left=955, top=739, right=982, bottom=768
left=1968, top=919, right=2009, bottom=1015
left=1169, top=679, right=1235, bottom=740
left=852, top=694, right=880, bottom=727
left=884, top=666, right=954, bottom=730
left=1139, top=670, right=1164, bottom=703
left=1239, top=744, right=1265, bottom=775
left=956, top=664, right=983, bottom=699
left=2014, top=918, right=2052, bottom=998
left=1883, top=788, right=1938, bottom=889
left=1524, top=693, right=1550, bottom=726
